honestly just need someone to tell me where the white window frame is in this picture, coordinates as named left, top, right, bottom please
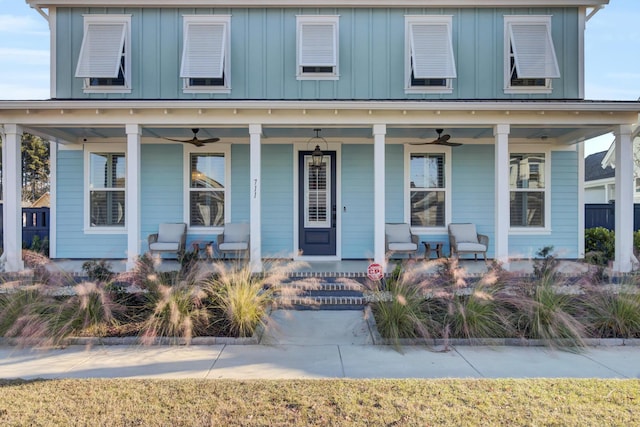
left=405, top=15, right=456, bottom=94
left=504, top=15, right=560, bottom=94
left=76, top=15, right=131, bottom=94
left=183, top=143, right=231, bottom=233
left=509, top=146, right=551, bottom=234
left=181, top=15, right=231, bottom=93
left=404, top=145, right=452, bottom=233
left=84, top=143, right=127, bottom=234
left=296, top=15, right=339, bottom=80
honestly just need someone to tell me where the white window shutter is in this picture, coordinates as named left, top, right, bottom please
left=409, top=22, right=457, bottom=79
left=180, top=23, right=226, bottom=78
left=75, top=23, right=126, bottom=78
left=509, top=23, right=560, bottom=79
left=299, top=23, right=336, bottom=66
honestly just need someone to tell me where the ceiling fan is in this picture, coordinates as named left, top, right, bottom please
left=410, top=129, right=462, bottom=147
left=163, top=128, right=220, bottom=147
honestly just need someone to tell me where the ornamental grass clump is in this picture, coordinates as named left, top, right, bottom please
left=371, top=262, right=441, bottom=349
left=582, top=284, right=640, bottom=338
left=436, top=258, right=514, bottom=342
left=136, top=256, right=212, bottom=345
left=205, top=259, right=303, bottom=338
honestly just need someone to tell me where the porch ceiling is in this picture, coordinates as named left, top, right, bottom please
left=21, top=124, right=618, bottom=146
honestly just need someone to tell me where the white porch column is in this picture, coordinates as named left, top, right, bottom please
left=2, top=125, right=24, bottom=271
left=613, top=125, right=634, bottom=272
left=494, top=124, right=510, bottom=266
left=125, top=124, right=141, bottom=271
left=249, top=124, right=263, bottom=273
left=373, top=124, right=386, bottom=266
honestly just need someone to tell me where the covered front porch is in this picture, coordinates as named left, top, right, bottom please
left=1, top=100, right=639, bottom=273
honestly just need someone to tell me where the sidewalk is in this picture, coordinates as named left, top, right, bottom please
left=0, top=310, right=638, bottom=380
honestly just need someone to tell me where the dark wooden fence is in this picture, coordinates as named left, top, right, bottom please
left=0, top=206, right=50, bottom=248
left=585, top=203, right=640, bottom=231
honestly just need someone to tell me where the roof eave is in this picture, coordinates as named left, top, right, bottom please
left=26, top=0, right=610, bottom=9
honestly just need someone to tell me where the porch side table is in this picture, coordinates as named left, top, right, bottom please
left=192, top=241, right=215, bottom=260
left=422, top=241, right=444, bottom=260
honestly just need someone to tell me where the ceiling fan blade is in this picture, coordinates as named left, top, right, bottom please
left=198, top=137, right=221, bottom=144
left=163, top=137, right=192, bottom=143
left=438, top=134, right=451, bottom=143
left=435, top=141, right=463, bottom=147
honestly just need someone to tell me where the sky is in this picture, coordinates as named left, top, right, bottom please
left=0, top=0, right=639, bottom=155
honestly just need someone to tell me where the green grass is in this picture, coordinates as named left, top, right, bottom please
left=0, top=379, right=637, bottom=426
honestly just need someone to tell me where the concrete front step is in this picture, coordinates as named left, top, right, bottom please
left=275, top=278, right=368, bottom=310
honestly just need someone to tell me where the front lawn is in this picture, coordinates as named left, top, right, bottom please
left=0, top=378, right=638, bottom=426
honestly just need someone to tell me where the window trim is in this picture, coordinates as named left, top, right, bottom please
left=508, top=146, right=551, bottom=234
left=404, top=15, right=456, bottom=94
left=183, top=143, right=231, bottom=234
left=76, top=15, right=132, bottom=94
left=181, top=15, right=231, bottom=94
left=504, top=15, right=559, bottom=94
left=296, top=15, right=339, bottom=80
left=84, top=143, right=127, bottom=234
left=404, top=144, right=452, bottom=233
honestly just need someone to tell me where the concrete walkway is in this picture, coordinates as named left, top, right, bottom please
left=1, top=310, right=638, bottom=380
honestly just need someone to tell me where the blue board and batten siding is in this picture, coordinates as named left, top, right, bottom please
left=54, top=7, right=580, bottom=100
left=55, top=143, right=578, bottom=259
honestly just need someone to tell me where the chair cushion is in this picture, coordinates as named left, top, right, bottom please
left=223, top=223, right=249, bottom=243
left=385, top=223, right=412, bottom=243
left=388, top=242, right=418, bottom=252
left=219, top=242, right=249, bottom=251
left=149, top=242, right=180, bottom=251
left=449, top=223, right=478, bottom=243
left=157, top=223, right=185, bottom=243
left=457, top=242, right=487, bottom=252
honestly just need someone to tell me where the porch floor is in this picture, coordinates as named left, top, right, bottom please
left=43, top=258, right=591, bottom=277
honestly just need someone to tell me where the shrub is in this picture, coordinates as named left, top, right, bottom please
left=585, top=227, right=615, bottom=264
left=82, top=260, right=115, bottom=283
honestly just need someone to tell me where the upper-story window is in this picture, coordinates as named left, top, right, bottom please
left=296, top=15, right=339, bottom=80
left=405, top=16, right=456, bottom=93
left=75, top=15, right=131, bottom=93
left=504, top=16, right=560, bottom=94
left=180, top=15, right=231, bottom=93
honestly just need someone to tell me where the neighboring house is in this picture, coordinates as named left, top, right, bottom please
left=1, top=0, right=640, bottom=273
left=591, top=135, right=640, bottom=202
left=584, top=150, right=615, bottom=203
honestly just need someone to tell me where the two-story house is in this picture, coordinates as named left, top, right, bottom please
left=1, top=0, right=639, bottom=273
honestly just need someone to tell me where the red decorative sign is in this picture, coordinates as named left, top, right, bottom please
left=367, top=263, right=384, bottom=281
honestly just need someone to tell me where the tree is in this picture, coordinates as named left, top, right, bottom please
left=0, top=132, right=50, bottom=204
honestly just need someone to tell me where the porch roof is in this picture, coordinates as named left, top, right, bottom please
left=1, top=99, right=638, bottom=146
